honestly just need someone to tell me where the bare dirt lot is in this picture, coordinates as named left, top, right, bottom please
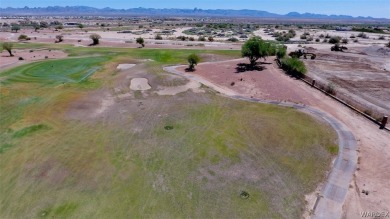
left=301, top=45, right=390, bottom=116
left=174, top=58, right=390, bottom=218
left=0, top=49, right=68, bottom=70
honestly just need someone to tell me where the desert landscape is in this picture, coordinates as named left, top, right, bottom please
left=0, top=4, right=389, bottom=219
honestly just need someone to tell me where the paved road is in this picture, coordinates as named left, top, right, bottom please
left=164, top=65, right=357, bottom=219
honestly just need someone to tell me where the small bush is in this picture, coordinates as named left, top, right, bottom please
left=227, top=37, right=238, bottom=42
left=325, top=83, right=337, bottom=95
left=378, top=35, right=385, bottom=40
left=89, top=34, right=101, bottom=45
left=136, top=37, right=145, bottom=47
left=208, top=36, right=214, bottom=42
left=18, top=34, right=30, bottom=41
left=18, top=57, right=24, bottom=60
left=350, top=35, right=356, bottom=38
left=187, top=54, right=200, bottom=70
left=55, top=35, right=64, bottom=43
left=354, top=39, right=359, bottom=43
left=198, top=36, right=206, bottom=41
left=300, top=34, right=307, bottom=40
left=329, top=36, right=341, bottom=44
left=155, top=34, right=163, bottom=40
left=319, top=34, right=325, bottom=38
left=315, top=38, right=320, bottom=42
left=341, top=38, right=349, bottom=44
left=280, top=57, right=307, bottom=77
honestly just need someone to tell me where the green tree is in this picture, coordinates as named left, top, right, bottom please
left=11, top=25, right=20, bottom=32
left=241, top=37, right=273, bottom=66
left=187, top=54, right=200, bottom=70
left=276, top=45, right=287, bottom=59
left=280, top=57, right=307, bottom=77
left=89, top=34, right=101, bottom=45
left=78, top=23, right=84, bottom=29
left=2, top=42, right=14, bottom=56
left=136, top=37, right=145, bottom=47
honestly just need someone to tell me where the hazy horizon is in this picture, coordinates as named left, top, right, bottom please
left=1, top=0, right=389, bottom=18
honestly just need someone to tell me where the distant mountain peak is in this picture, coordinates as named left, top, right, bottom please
left=0, top=6, right=387, bottom=21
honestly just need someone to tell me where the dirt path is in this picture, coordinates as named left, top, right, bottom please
left=164, top=59, right=390, bottom=219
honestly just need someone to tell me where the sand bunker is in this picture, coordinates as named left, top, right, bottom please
left=156, top=81, right=202, bottom=95
left=130, top=78, right=151, bottom=91
left=117, top=64, right=136, bottom=70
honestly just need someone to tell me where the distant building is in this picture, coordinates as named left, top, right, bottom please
left=64, top=22, right=79, bottom=26
left=335, top=26, right=353, bottom=31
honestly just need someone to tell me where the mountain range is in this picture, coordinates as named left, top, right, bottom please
left=0, top=6, right=387, bottom=21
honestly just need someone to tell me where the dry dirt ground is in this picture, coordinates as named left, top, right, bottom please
left=0, top=49, right=68, bottom=70
left=0, top=29, right=241, bottom=50
left=175, top=58, right=390, bottom=218
left=300, top=45, right=390, bottom=116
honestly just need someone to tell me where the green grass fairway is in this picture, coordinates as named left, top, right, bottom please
left=0, top=56, right=109, bottom=85
left=0, top=45, right=337, bottom=219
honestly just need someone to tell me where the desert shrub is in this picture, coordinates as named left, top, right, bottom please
left=198, top=36, right=206, bottom=41
left=315, top=38, right=320, bottom=42
left=208, top=36, right=214, bottom=42
left=55, top=35, right=64, bottom=42
left=329, top=36, right=341, bottom=44
left=323, top=38, right=328, bottom=43
left=341, top=38, right=349, bottom=44
left=325, top=83, right=337, bottom=95
left=386, top=41, right=390, bottom=48
left=325, top=34, right=331, bottom=38
left=280, top=57, right=307, bottom=77
left=188, top=37, right=195, bottom=41
left=357, top=32, right=368, bottom=38
left=350, top=34, right=356, bottom=38
left=55, top=25, right=63, bottom=30
left=155, top=34, right=163, bottom=40
left=306, top=37, right=313, bottom=41
left=187, top=54, right=200, bottom=70
left=89, top=34, right=101, bottom=45
left=354, top=39, right=359, bottom=43
left=378, top=35, right=385, bottom=40
left=136, top=37, right=145, bottom=47
left=276, top=45, right=287, bottom=59
left=2, top=42, right=14, bottom=56
left=18, top=57, right=24, bottom=60
left=177, top=36, right=187, bottom=41
left=300, top=34, right=307, bottom=40
left=227, top=37, right=238, bottom=42
left=18, top=34, right=30, bottom=41
left=319, top=34, right=325, bottom=38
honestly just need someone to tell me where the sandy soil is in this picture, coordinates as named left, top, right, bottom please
left=130, top=78, right=152, bottom=91
left=117, top=64, right=136, bottom=70
left=300, top=45, right=390, bottom=117
left=156, top=80, right=203, bottom=95
left=0, top=49, right=68, bottom=70
left=174, top=58, right=390, bottom=218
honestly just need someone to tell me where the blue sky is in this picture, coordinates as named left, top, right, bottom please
left=1, top=0, right=389, bottom=18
